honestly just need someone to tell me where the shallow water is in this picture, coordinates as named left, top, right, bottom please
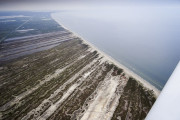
left=52, top=6, right=180, bottom=90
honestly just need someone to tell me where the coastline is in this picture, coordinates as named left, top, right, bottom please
left=51, top=13, right=160, bottom=97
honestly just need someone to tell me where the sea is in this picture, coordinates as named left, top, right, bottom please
left=52, top=5, right=180, bottom=90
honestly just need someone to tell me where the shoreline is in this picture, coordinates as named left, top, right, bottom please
left=51, top=13, right=160, bottom=97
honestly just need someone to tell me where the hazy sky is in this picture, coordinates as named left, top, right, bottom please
left=0, top=0, right=180, bottom=11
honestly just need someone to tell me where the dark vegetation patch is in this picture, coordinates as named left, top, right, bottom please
left=111, top=77, right=156, bottom=120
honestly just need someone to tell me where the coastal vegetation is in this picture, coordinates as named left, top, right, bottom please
left=0, top=12, right=157, bottom=120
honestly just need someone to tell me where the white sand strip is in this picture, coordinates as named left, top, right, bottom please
left=77, top=70, right=128, bottom=120
left=80, top=71, right=122, bottom=120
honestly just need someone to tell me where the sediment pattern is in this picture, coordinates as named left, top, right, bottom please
left=0, top=30, right=156, bottom=120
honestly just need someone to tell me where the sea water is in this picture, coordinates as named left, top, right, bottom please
left=52, top=5, right=180, bottom=90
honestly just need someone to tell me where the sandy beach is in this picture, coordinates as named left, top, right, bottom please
left=51, top=14, right=160, bottom=97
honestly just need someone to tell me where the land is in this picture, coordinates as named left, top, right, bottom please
left=0, top=12, right=159, bottom=120
left=0, top=11, right=64, bottom=43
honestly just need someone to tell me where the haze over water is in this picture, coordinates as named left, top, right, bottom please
left=52, top=4, right=180, bottom=90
